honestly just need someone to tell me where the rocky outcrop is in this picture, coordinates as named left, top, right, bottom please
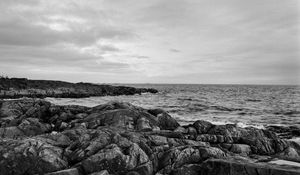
left=0, top=99, right=299, bottom=175
left=0, top=77, right=158, bottom=98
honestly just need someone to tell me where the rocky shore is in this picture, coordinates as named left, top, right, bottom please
left=0, top=99, right=300, bottom=175
left=0, top=77, right=158, bottom=98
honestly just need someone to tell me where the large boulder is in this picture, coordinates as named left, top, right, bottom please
left=80, top=143, right=151, bottom=175
left=206, top=124, right=288, bottom=155
left=84, top=109, right=159, bottom=131
left=193, top=120, right=214, bottom=134
left=148, top=109, right=180, bottom=130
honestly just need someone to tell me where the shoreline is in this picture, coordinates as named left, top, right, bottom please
left=0, top=98, right=300, bottom=175
left=0, top=77, right=158, bottom=99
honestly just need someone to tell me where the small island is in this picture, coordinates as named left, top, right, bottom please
left=0, top=76, right=158, bottom=98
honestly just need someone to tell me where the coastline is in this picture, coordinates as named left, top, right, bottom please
left=0, top=77, right=158, bottom=99
left=0, top=98, right=299, bottom=175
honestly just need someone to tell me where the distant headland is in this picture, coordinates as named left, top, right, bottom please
left=0, top=76, right=158, bottom=98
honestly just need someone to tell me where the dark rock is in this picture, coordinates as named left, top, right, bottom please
left=0, top=138, right=68, bottom=175
left=266, top=125, right=300, bottom=139
left=137, top=117, right=153, bottom=131
left=45, top=168, right=80, bottom=175
left=18, top=117, right=50, bottom=136
left=174, top=126, right=188, bottom=134
left=90, top=101, right=144, bottom=114
left=0, top=77, right=158, bottom=98
left=193, top=120, right=214, bottom=134
left=0, top=99, right=299, bottom=175
left=229, top=144, right=252, bottom=155
left=199, top=158, right=300, bottom=175
left=156, top=112, right=180, bottom=130
left=0, top=126, right=24, bottom=138
left=172, top=164, right=202, bottom=175
left=89, top=170, right=110, bottom=175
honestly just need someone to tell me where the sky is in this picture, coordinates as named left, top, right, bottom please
left=0, top=0, right=299, bottom=84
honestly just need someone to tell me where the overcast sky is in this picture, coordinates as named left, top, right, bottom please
left=0, top=0, right=299, bottom=84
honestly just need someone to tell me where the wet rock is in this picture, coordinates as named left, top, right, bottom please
left=156, top=112, right=180, bottom=130
left=207, top=124, right=288, bottom=155
left=172, top=164, right=202, bottom=175
left=174, top=126, right=188, bottom=134
left=0, top=126, right=24, bottom=138
left=266, top=125, right=300, bottom=139
left=0, top=99, right=51, bottom=126
left=158, top=146, right=225, bottom=174
left=199, top=158, right=300, bottom=175
left=80, top=144, right=127, bottom=174
left=89, top=170, right=110, bottom=175
left=148, top=108, right=180, bottom=130
left=193, top=120, right=214, bottom=134
left=0, top=99, right=299, bottom=175
left=90, top=101, right=144, bottom=114
left=137, top=117, right=152, bottom=131
left=0, top=138, right=68, bottom=175
left=187, top=126, right=197, bottom=136
left=85, top=109, right=158, bottom=130
left=229, top=144, right=252, bottom=155
left=18, top=117, right=50, bottom=136
left=45, top=168, right=80, bottom=175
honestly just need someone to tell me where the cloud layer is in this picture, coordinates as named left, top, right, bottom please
left=0, top=0, right=299, bottom=84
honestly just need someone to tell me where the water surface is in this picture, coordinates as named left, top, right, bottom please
left=46, top=84, right=300, bottom=127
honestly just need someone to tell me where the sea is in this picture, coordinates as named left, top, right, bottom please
left=46, top=84, right=300, bottom=128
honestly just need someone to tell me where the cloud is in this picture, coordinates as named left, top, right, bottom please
left=0, top=0, right=298, bottom=84
left=170, top=49, right=180, bottom=53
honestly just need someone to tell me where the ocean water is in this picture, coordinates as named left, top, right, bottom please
left=46, top=84, right=300, bottom=128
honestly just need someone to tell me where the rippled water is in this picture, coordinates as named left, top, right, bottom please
left=46, top=84, right=300, bottom=127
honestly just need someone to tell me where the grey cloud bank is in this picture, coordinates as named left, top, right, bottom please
left=0, top=0, right=299, bottom=84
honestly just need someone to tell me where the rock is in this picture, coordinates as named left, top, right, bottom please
left=126, top=143, right=151, bottom=171
left=207, top=124, right=288, bottom=155
left=80, top=144, right=127, bottom=174
left=89, top=170, right=110, bottom=175
left=89, top=101, right=144, bottom=114
left=276, top=146, right=300, bottom=162
left=18, top=117, right=50, bottom=136
left=229, top=144, right=252, bottom=155
left=75, top=113, right=87, bottom=119
left=148, top=108, right=180, bottom=130
left=0, top=99, right=51, bottom=125
left=0, top=77, right=158, bottom=98
left=85, top=109, right=158, bottom=130
left=174, top=126, right=188, bottom=134
left=45, top=168, right=79, bottom=175
left=193, top=120, right=214, bottom=134
left=199, top=158, right=300, bottom=175
left=0, top=126, right=24, bottom=138
left=187, top=126, right=197, bottom=136
left=0, top=138, right=68, bottom=175
left=198, top=147, right=226, bottom=160
left=0, top=99, right=299, bottom=175
left=156, top=112, right=180, bottom=130
left=137, top=117, right=152, bottom=131
left=148, top=109, right=166, bottom=116
left=172, top=164, right=202, bottom=175
left=158, top=146, right=225, bottom=174
left=266, top=125, right=300, bottom=139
